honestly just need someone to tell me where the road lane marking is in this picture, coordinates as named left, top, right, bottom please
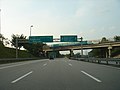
left=101, top=65, right=120, bottom=70
left=81, top=71, right=102, bottom=83
left=0, top=63, right=28, bottom=70
left=11, top=71, right=33, bottom=84
left=0, top=60, right=48, bottom=70
left=43, top=63, right=47, bottom=66
left=80, top=61, right=120, bottom=70
left=68, top=63, right=72, bottom=66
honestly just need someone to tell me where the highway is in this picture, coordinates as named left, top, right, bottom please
left=0, top=58, right=120, bottom=90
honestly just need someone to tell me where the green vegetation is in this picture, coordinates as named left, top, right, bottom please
left=111, top=47, right=120, bottom=57
left=0, top=41, right=34, bottom=58
left=89, top=36, right=120, bottom=58
left=11, top=34, right=27, bottom=49
left=11, top=34, right=46, bottom=57
left=0, top=34, right=120, bottom=58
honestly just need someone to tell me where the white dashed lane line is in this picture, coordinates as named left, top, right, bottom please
left=0, top=60, right=48, bottom=70
left=81, top=70, right=102, bottom=83
left=68, top=63, right=72, bottom=66
left=11, top=71, right=33, bottom=84
left=43, top=63, right=47, bottom=66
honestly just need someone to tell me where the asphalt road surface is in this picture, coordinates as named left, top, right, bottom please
left=0, top=58, right=120, bottom=90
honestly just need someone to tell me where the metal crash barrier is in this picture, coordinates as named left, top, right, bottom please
left=70, top=57, right=120, bottom=66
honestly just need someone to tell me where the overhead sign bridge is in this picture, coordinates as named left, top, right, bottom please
left=29, top=36, right=53, bottom=43
left=29, top=35, right=79, bottom=43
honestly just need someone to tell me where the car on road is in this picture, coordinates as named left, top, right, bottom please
left=49, top=56, right=54, bottom=60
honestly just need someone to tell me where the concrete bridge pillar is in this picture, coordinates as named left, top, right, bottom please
left=44, top=51, right=47, bottom=57
left=81, top=49, right=83, bottom=57
left=80, top=37, right=83, bottom=57
left=106, top=51, right=108, bottom=58
left=108, top=46, right=112, bottom=58
left=70, top=49, right=74, bottom=57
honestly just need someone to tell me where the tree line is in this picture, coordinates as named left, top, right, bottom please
left=0, top=34, right=120, bottom=58
left=89, top=36, right=120, bottom=58
left=0, top=34, right=46, bottom=57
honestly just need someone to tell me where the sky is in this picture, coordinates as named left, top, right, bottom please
left=0, top=0, right=120, bottom=41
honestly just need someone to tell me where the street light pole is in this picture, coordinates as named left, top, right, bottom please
left=16, top=37, right=18, bottom=59
left=0, top=9, right=1, bottom=34
left=80, top=37, right=83, bottom=57
left=30, top=25, right=33, bottom=36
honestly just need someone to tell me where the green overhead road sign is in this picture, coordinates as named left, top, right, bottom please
left=60, top=35, right=77, bottom=42
left=18, top=39, right=29, bottom=43
left=29, top=36, right=53, bottom=43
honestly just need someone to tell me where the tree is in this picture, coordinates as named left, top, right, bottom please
left=11, top=34, right=26, bottom=49
left=0, top=34, right=5, bottom=42
left=114, top=36, right=120, bottom=42
left=100, top=37, right=108, bottom=43
left=89, top=36, right=120, bottom=58
left=11, top=34, right=46, bottom=57
left=89, top=37, right=108, bottom=58
left=74, top=53, right=81, bottom=58
left=4, top=38, right=10, bottom=46
left=23, top=43, right=46, bottom=57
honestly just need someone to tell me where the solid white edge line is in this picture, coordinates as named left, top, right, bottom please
left=11, top=71, right=33, bottom=84
left=81, top=71, right=102, bottom=83
left=0, top=60, right=48, bottom=70
left=101, top=65, right=120, bottom=70
left=0, top=63, right=29, bottom=70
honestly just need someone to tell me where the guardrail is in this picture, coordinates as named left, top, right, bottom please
left=70, top=57, right=120, bottom=66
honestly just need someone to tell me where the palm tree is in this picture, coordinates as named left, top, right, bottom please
left=0, top=34, right=5, bottom=42
left=101, top=37, right=108, bottom=43
left=11, top=34, right=27, bottom=49
left=114, top=36, right=120, bottom=42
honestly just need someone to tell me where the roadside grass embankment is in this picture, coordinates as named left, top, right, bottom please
left=0, top=42, right=37, bottom=64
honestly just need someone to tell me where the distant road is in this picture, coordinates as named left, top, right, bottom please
left=0, top=58, right=120, bottom=90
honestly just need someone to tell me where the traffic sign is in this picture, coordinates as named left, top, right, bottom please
left=29, top=36, right=53, bottom=43
left=18, top=39, right=29, bottom=43
left=60, top=35, right=77, bottom=42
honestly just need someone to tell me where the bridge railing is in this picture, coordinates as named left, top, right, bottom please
left=70, top=57, right=120, bottom=66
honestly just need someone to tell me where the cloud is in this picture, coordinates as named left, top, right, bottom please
left=1, top=0, right=120, bottom=40
left=89, top=29, right=96, bottom=34
left=74, top=0, right=91, bottom=18
left=75, top=0, right=120, bottom=18
left=75, top=7, right=86, bottom=17
left=109, top=26, right=116, bottom=30
left=97, top=8, right=110, bottom=15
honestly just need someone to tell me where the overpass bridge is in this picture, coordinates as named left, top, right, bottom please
left=43, top=41, right=120, bottom=58
left=16, top=37, right=120, bottom=58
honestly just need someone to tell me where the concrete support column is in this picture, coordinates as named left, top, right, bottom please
left=70, top=49, right=74, bottom=57
left=106, top=51, right=108, bottom=58
left=44, top=51, right=47, bottom=57
left=108, top=46, right=112, bottom=58
left=81, top=48, right=83, bottom=57
left=108, top=49, right=111, bottom=58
